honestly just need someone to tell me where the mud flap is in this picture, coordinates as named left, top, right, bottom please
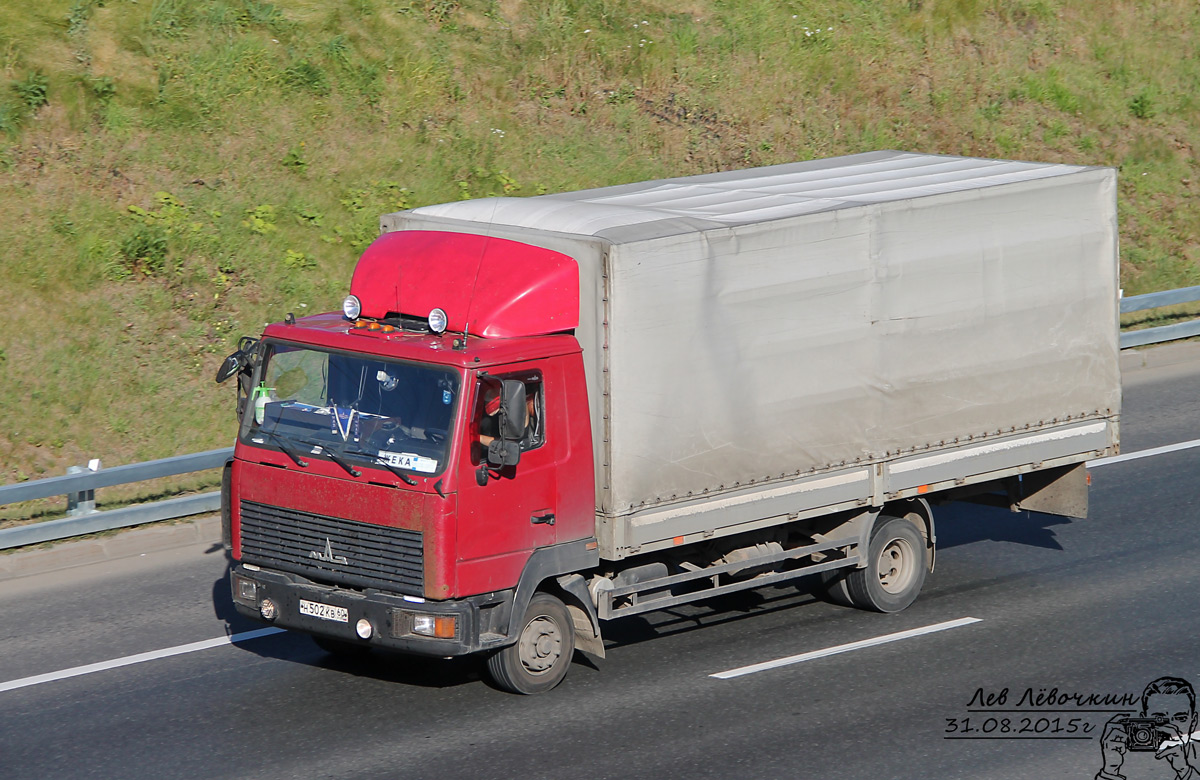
left=1014, top=463, right=1089, bottom=519
left=557, top=573, right=605, bottom=660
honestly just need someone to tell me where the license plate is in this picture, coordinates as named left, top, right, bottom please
left=299, top=599, right=349, bottom=623
left=378, top=450, right=438, bottom=473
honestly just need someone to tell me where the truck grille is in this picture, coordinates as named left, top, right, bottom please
left=239, top=500, right=423, bottom=596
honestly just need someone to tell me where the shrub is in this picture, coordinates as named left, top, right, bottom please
left=242, top=205, right=278, bottom=234
left=282, top=249, right=315, bottom=269
left=13, top=72, right=48, bottom=111
left=119, top=223, right=170, bottom=275
left=1130, top=90, right=1156, bottom=119
left=283, top=61, right=329, bottom=94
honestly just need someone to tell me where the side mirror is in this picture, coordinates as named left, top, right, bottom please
left=486, top=440, right=521, bottom=468
left=215, top=352, right=242, bottom=384
left=498, top=380, right=527, bottom=440
left=216, top=337, right=259, bottom=384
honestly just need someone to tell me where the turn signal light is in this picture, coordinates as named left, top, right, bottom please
left=412, top=614, right=457, bottom=639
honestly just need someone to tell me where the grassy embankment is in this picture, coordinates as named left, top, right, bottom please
left=1, top=0, right=1199, bottom=522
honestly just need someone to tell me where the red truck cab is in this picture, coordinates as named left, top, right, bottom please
left=222, top=231, right=601, bottom=693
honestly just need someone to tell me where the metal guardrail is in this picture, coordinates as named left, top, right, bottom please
left=0, top=448, right=233, bottom=505
left=1120, top=285, right=1200, bottom=349
left=2, top=286, right=1199, bottom=551
left=0, top=448, right=232, bottom=550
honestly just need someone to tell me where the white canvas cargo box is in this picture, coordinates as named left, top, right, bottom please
left=382, top=151, right=1121, bottom=558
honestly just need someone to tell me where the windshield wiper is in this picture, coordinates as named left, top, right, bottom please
left=299, top=439, right=362, bottom=478
left=260, top=429, right=309, bottom=468
left=343, top=447, right=418, bottom=485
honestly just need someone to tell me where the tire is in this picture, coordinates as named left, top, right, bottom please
left=313, top=635, right=371, bottom=659
left=486, top=593, right=575, bottom=695
left=846, top=515, right=928, bottom=613
left=818, top=569, right=856, bottom=607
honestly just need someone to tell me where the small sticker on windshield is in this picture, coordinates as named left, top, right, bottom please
left=442, top=390, right=452, bottom=405
left=378, top=450, right=438, bottom=474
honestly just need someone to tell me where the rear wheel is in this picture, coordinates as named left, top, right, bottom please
left=486, top=593, right=574, bottom=695
left=846, top=515, right=928, bottom=613
left=818, top=569, right=856, bottom=607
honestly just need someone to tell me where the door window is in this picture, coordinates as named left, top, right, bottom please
left=474, top=373, right=544, bottom=464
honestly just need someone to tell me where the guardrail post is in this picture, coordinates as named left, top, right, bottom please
left=66, top=459, right=101, bottom=517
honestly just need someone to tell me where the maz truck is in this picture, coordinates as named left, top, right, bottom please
left=218, top=151, right=1121, bottom=694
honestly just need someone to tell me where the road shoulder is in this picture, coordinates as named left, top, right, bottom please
left=0, top=514, right=221, bottom=582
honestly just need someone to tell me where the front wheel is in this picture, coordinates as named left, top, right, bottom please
left=846, top=515, right=928, bottom=613
left=486, top=592, right=575, bottom=694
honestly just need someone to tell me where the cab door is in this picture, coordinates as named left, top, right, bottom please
left=456, top=363, right=560, bottom=586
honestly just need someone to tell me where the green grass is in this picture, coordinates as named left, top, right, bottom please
left=2, top=0, right=1200, bottom=503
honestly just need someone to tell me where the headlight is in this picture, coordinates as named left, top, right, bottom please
left=428, top=307, right=448, bottom=334
left=232, top=573, right=258, bottom=606
left=238, top=578, right=257, bottom=602
left=411, top=613, right=457, bottom=638
left=343, top=294, right=362, bottom=320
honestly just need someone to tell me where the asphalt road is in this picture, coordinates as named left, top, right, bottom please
left=3, top=356, right=1200, bottom=780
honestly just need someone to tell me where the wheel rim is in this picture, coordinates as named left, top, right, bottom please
left=876, top=537, right=917, bottom=594
left=518, top=615, right=563, bottom=675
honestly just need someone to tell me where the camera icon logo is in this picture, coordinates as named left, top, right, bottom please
left=1120, top=715, right=1170, bottom=752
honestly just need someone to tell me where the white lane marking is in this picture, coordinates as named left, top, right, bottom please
left=0, top=627, right=286, bottom=694
left=1088, top=438, right=1200, bottom=468
left=710, top=617, right=982, bottom=680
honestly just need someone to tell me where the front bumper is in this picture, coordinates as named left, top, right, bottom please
left=230, top=564, right=513, bottom=657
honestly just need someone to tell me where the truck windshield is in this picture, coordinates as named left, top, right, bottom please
left=243, top=342, right=460, bottom=477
